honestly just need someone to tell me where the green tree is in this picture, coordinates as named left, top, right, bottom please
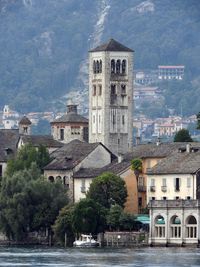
left=6, top=144, right=50, bottom=176
left=0, top=164, right=67, bottom=241
left=87, top=172, right=127, bottom=209
left=107, top=204, right=123, bottom=231
left=197, top=112, right=200, bottom=130
left=72, top=198, right=106, bottom=235
left=53, top=205, right=75, bottom=246
left=174, top=129, right=193, bottom=142
left=119, top=212, right=135, bottom=231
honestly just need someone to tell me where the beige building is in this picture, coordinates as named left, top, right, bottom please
left=88, top=39, right=134, bottom=155
left=147, top=144, right=200, bottom=203
left=51, top=101, right=88, bottom=144
left=148, top=144, right=200, bottom=246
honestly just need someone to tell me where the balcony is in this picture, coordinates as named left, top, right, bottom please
left=150, top=186, right=156, bottom=192
left=138, top=185, right=146, bottom=192
left=161, top=186, right=167, bottom=192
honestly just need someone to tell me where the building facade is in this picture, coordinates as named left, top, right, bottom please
left=89, top=39, right=134, bottom=155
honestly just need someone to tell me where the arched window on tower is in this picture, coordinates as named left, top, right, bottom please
left=96, top=61, right=100, bottom=73
left=122, top=59, right=126, bottom=74
left=116, top=59, right=121, bottom=74
left=99, top=60, right=102, bottom=73
left=93, top=60, right=96, bottom=74
left=111, top=59, right=115, bottom=74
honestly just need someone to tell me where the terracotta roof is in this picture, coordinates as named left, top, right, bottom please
left=89, top=38, right=134, bottom=52
left=147, top=146, right=200, bottom=175
left=0, top=129, right=19, bottom=161
left=19, top=116, right=31, bottom=125
left=44, top=140, right=103, bottom=170
left=20, top=135, right=63, bottom=148
left=51, top=113, right=88, bottom=124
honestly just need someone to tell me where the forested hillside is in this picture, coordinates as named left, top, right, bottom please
left=0, top=0, right=199, bottom=115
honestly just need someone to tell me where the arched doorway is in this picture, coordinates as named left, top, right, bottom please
left=155, top=215, right=165, bottom=238
left=185, top=215, right=197, bottom=238
left=170, top=215, right=181, bottom=238
left=48, top=176, right=54, bottom=183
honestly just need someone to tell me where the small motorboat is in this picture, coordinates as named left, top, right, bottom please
left=73, top=234, right=99, bottom=247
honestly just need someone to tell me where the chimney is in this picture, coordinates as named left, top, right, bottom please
left=186, top=144, right=191, bottom=153
left=67, top=99, right=78, bottom=114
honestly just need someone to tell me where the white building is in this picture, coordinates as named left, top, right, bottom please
left=89, top=39, right=134, bottom=155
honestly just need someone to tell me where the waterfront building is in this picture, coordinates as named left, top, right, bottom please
left=88, top=38, right=134, bottom=155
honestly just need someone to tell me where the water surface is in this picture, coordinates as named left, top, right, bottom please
left=0, top=246, right=200, bottom=266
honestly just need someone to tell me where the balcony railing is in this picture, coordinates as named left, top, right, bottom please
left=138, top=185, right=146, bottom=192
left=161, top=186, right=167, bottom=192
left=150, top=186, right=156, bottom=192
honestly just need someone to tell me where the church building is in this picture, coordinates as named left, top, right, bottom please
left=88, top=39, right=134, bottom=155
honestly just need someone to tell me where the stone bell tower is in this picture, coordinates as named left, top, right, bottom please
left=89, top=38, right=134, bottom=155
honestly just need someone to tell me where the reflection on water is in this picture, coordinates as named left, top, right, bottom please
left=0, top=246, right=200, bottom=267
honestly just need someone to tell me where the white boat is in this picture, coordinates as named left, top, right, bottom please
left=73, top=234, right=99, bottom=247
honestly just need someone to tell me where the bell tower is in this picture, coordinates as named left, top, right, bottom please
left=89, top=39, right=134, bottom=155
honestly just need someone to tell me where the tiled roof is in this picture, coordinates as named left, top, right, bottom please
left=89, top=38, right=134, bottom=52
left=44, top=140, right=101, bottom=170
left=73, top=160, right=130, bottom=179
left=20, top=135, right=63, bottom=148
left=51, top=113, right=88, bottom=124
left=0, top=129, right=19, bottom=161
left=147, top=147, right=200, bottom=175
left=19, top=116, right=31, bottom=125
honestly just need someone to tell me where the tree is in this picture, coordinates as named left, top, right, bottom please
left=107, top=205, right=123, bottom=231
left=197, top=112, right=200, bottom=130
left=174, top=129, right=193, bottom=142
left=72, top=198, right=106, bottom=235
left=119, top=212, right=135, bottom=231
left=0, top=164, right=68, bottom=241
left=6, top=144, right=50, bottom=176
left=53, top=205, right=75, bottom=246
left=131, top=158, right=142, bottom=184
left=87, top=172, right=127, bottom=209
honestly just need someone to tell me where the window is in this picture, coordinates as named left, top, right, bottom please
left=93, top=61, right=96, bottom=74
left=98, top=85, right=102, bottom=95
left=23, top=127, right=28, bottom=133
left=150, top=179, right=155, bottom=186
left=122, top=59, right=126, bottom=74
left=99, top=60, right=102, bottom=73
left=113, top=114, right=116, bottom=125
left=138, top=197, right=142, bottom=207
left=0, top=165, right=2, bottom=177
left=71, top=126, right=80, bottom=135
left=81, top=179, right=86, bottom=193
left=186, top=196, right=191, bottom=200
left=162, top=178, right=167, bottom=187
left=170, top=215, right=181, bottom=238
left=111, top=59, right=115, bottom=73
left=93, top=85, right=96, bottom=96
left=48, top=176, right=54, bottom=183
left=96, top=61, right=100, bottom=73
left=175, top=196, right=179, bottom=200
left=174, top=178, right=180, bottom=191
left=93, top=115, right=95, bottom=123
left=121, top=84, right=126, bottom=95
left=122, top=115, right=125, bottom=125
left=116, top=59, right=121, bottom=74
left=60, top=129, right=64, bottom=140
left=163, top=197, right=167, bottom=200
left=151, top=197, right=155, bottom=200
left=111, top=84, right=116, bottom=95
left=187, top=177, right=191, bottom=188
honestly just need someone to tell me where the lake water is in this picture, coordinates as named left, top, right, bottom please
left=0, top=246, right=200, bottom=267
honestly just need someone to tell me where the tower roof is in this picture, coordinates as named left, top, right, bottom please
left=19, top=116, right=31, bottom=125
left=89, top=38, right=134, bottom=53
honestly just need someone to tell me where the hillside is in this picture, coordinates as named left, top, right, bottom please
left=0, top=0, right=199, bottom=115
